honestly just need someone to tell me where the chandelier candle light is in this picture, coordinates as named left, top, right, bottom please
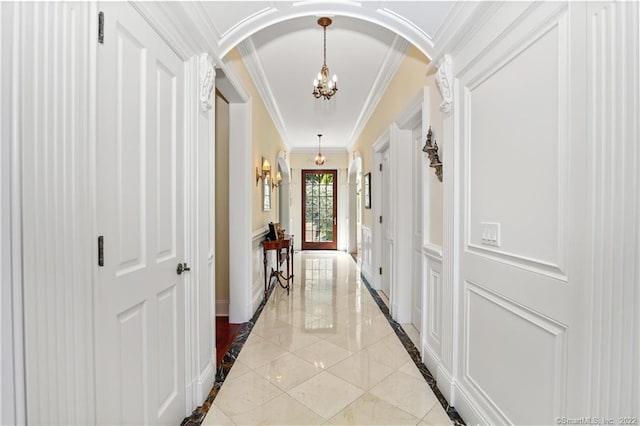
left=315, top=134, right=325, bottom=166
left=312, top=17, right=338, bottom=100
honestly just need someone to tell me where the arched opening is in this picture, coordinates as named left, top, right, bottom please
left=276, top=151, right=292, bottom=235
left=347, top=152, right=362, bottom=260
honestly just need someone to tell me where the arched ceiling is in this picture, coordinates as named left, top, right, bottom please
left=134, top=1, right=484, bottom=152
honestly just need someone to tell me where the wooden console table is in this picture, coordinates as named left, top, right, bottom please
left=261, top=235, right=294, bottom=296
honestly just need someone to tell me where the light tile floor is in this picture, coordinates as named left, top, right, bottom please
left=203, top=251, right=453, bottom=426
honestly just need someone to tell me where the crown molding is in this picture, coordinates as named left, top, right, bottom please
left=426, top=2, right=501, bottom=73
left=347, top=35, right=409, bottom=150
left=130, top=1, right=218, bottom=61
left=236, top=38, right=290, bottom=149
left=289, top=146, right=348, bottom=154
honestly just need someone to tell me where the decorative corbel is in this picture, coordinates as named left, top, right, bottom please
left=199, top=53, right=215, bottom=112
left=436, top=54, right=453, bottom=114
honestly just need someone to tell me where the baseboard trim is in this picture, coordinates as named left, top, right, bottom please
left=196, top=361, right=216, bottom=404
left=422, top=342, right=490, bottom=425
left=215, top=299, right=229, bottom=317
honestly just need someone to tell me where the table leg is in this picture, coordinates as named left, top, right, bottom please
left=263, top=250, right=267, bottom=296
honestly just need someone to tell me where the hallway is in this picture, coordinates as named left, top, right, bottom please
left=202, top=251, right=457, bottom=425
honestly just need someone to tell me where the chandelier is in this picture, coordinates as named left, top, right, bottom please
left=312, top=17, right=338, bottom=100
left=315, top=134, right=325, bottom=166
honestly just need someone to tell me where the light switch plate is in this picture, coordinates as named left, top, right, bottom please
left=480, top=222, right=501, bottom=247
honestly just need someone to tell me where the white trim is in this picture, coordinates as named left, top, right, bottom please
left=347, top=36, right=409, bottom=149
left=276, top=151, right=292, bottom=233
left=423, top=244, right=443, bottom=261
left=252, top=226, right=269, bottom=242
left=289, top=146, right=348, bottom=155
left=2, top=4, right=25, bottom=422
left=395, top=92, right=423, bottom=131
left=228, top=98, right=253, bottom=323
left=422, top=342, right=491, bottom=426
left=215, top=300, right=229, bottom=317
left=371, top=130, right=390, bottom=292
left=237, top=39, right=289, bottom=149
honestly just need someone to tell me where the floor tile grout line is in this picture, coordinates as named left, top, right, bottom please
left=181, top=271, right=281, bottom=425
left=184, top=252, right=465, bottom=426
left=358, top=270, right=466, bottom=426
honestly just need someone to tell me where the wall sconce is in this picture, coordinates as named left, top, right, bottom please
left=256, top=157, right=271, bottom=185
left=422, top=126, right=443, bottom=182
left=272, top=170, right=282, bottom=189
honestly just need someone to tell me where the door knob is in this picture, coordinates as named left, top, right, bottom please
left=176, top=262, right=191, bottom=275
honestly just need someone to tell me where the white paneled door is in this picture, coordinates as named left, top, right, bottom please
left=381, top=148, right=392, bottom=299
left=95, top=3, right=186, bottom=424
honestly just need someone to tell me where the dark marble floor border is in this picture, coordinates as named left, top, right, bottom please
left=180, top=282, right=278, bottom=426
left=181, top=254, right=465, bottom=426
left=359, top=273, right=466, bottom=426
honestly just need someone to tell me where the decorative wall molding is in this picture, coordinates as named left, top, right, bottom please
left=360, top=225, right=373, bottom=283
left=436, top=54, right=453, bottom=113
left=347, top=35, right=409, bottom=149
left=463, top=281, right=568, bottom=424
left=199, top=53, right=215, bottom=111
left=587, top=1, right=639, bottom=416
left=16, top=3, right=97, bottom=423
left=236, top=39, right=289, bottom=148
left=252, top=227, right=272, bottom=312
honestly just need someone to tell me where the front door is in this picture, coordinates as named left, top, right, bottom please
left=302, top=170, right=338, bottom=250
left=95, top=3, right=186, bottom=424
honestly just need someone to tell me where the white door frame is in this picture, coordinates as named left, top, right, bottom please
left=396, top=93, right=424, bottom=331
left=372, top=130, right=390, bottom=292
left=276, top=150, right=292, bottom=233
left=347, top=152, right=362, bottom=255
left=215, top=66, right=253, bottom=323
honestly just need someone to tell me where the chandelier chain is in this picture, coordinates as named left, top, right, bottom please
left=323, top=24, right=327, bottom=66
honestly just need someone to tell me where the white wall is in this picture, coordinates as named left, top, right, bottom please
left=424, top=2, right=639, bottom=424
left=14, top=3, right=96, bottom=423
left=0, top=4, right=20, bottom=424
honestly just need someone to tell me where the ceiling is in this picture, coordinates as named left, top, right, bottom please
left=195, top=1, right=464, bottom=153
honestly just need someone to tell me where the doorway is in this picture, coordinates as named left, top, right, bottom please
left=302, top=170, right=338, bottom=250
left=380, top=148, right=392, bottom=298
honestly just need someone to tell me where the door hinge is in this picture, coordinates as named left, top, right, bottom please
left=379, top=267, right=382, bottom=275
left=98, top=235, right=104, bottom=267
left=98, top=11, right=104, bottom=44
left=379, top=216, right=382, bottom=223
left=379, top=163, right=382, bottom=172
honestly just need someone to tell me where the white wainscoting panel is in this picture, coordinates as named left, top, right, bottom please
left=360, top=225, right=373, bottom=284
left=452, top=3, right=591, bottom=425
left=464, top=282, right=567, bottom=424
left=252, top=227, right=274, bottom=313
left=466, top=8, right=568, bottom=279
left=421, top=244, right=444, bottom=381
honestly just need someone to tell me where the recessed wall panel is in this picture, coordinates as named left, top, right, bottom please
left=468, top=23, right=565, bottom=270
left=466, top=283, right=566, bottom=424
left=157, top=286, right=178, bottom=416
left=117, top=27, right=147, bottom=272
left=156, top=62, right=176, bottom=262
left=429, top=268, right=442, bottom=341
left=117, top=303, right=148, bottom=425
